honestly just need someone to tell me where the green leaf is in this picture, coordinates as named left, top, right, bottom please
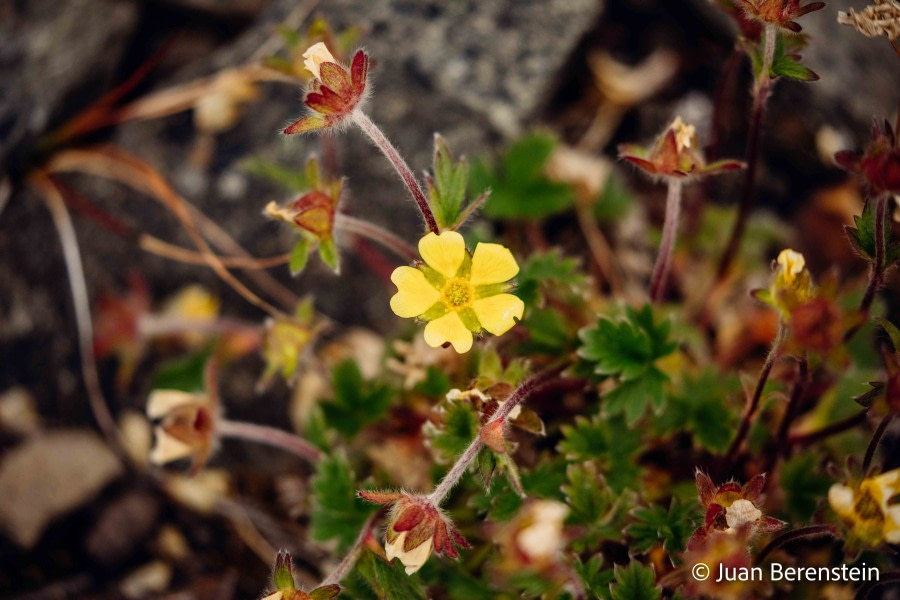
left=426, top=401, right=479, bottom=463
left=430, top=135, right=470, bottom=228
left=558, top=415, right=642, bottom=493
left=515, top=250, right=585, bottom=308
left=875, top=318, right=900, bottom=354
left=656, top=369, right=741, bottom=452
left=574, top=555, right=614, bottom=600
left=310, top=454, right=373, bottom=551
left=845, top=198, right=900, bottom=267
left=414, top=366, right=451, bottom=397
left=469, top=475, right=523, bottom=522
left=320, top=360, right=392, bottom=438
left=354, top=547, right=427, bottom=600
left=242, top=158, right=309, bottom=191
left=318, top=238, right=340, bottom=273
left=471, top=133, right=575, bottom=220
left=780, top=452, right=830, bottom=522
left=593, top=174, right=634, bottom=223
left=151, top=348, right=212, bottom=392
left=579, top=305, right=678, bottom=423
left=626, top=498, right=700, bottom=557
left=610, top=562, right=660, bottom=600
left=289, top=238, right=311, bottom=276
left=520, top=306, right=573, bottom=354
left=771, top=54, right=818, bottom=81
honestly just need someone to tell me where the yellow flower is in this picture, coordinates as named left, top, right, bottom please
left=829, top=468, right=900, bottom=547
left=389, top=231, right=524, bottom=353
left=776, top=249, right=805, bottom=285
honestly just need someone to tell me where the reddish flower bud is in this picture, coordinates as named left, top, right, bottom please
left=737, top=0, right=826, bottom=32
left=835, top=113, right=900, bottom=195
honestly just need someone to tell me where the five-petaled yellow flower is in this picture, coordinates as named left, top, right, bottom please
left=390, top=231, right=524, bottom=353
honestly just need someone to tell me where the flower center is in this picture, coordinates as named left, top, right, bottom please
left=443, top=279, right=471, bottom=308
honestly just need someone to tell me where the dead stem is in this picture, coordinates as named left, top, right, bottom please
left=575, top=198, right=623, bottom=295
left=140, top=235, right=290, bottom=268
left=28, top=171, right=123, bottom=453
left=46, top=147, right=286, bottom=318
left=764, top=355, right=808, bottom=474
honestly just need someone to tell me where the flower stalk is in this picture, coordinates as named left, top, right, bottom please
left=351, top=110, right=439, bottom=234
left=716, top=24, right=776, bottom=279
left=649, top=178, right=683, bottom=302
left=217, top=419, right=323, bottom=463
left=862, top=413, right=894, bottom=472
left=726, top=320, right=787, bottom=464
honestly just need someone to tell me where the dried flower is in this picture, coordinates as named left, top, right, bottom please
left=835, top=114, right=900, bottom=195
left=358, top=492, right=469, bottom=575
left=829, top=468, right=900, bottom=547
left=283, top=44, right=369, bottom=135
left=689, top=471, right=785, bottom=549
left=260, top=299, right=317, bottom=387
left=618, top=117, right=744, bottom=180
left=146, top=361, right=219, bottom=474
left=390, top=231, right=524, bottom=353
left=737, top=0, right=826, bottom=32
left=837, top=0, right=900, bottom=42
left=194, top=69, right=260, bottom=134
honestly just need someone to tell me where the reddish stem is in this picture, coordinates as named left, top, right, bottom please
left=788, top=409, right=869, bottom=446
left=649, top=178, right=683, bottom=303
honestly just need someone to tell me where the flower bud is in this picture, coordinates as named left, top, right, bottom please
left=358, top=491, right=469, bottom=575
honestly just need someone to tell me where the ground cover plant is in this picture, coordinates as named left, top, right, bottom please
left=1, top=0, right=899, bottom=598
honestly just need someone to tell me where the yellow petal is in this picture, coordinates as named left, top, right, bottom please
left=147, top=390, right=203, bottom=419
left=776, top=249, right=805, bottom=284
left=469, top=243, right=519, bottom=286
left=424, top=312, right=473, bottom=353
left=390, top=266, right=441, bottom=318
left=472, top=294, right=524, bottom=336
left=418, top=231, right=466, bottom=278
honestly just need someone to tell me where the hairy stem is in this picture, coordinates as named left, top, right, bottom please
left=427, top=366, right=563, bottom=505
left=319, top=511, right=381, bottom=587
left=862, top=413, right=894, bottom=472
left=650, top=178, right=683, bottom=303
left=715, top=25, right=776, bottom=279
left=726, top=321, right=787, bottom=465
left=351, top=110, right=439, bottom=234
left=335, top=213, right=418, bottom=261
left=765, top=355, right=808, bottom=474
left=217, top=419, right=322, bottom=463
left=788, top=409, right=869, bottom=446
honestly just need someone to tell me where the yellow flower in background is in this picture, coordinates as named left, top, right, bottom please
left=390, top=231, right=524, bottom=353
left=829, top=468, right=900, bottom=547
left=776, top=249, right=805, bottom=285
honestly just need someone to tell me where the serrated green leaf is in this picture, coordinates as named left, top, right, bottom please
left=558, top=415, right=642, bottom=493
left=657, top=369, right=741, bottom=452
left=289, top=238, right=311, bottom=276
left=520, top=306, right=573, bottom=354
left=515, top=250, right=585, bottom=307
left=428, top=401, right=479, bottom=463
left=574, top=555, right=614, bottom=600
left=469, top=475, right=523, bottom=522
left=610, top=562, right=660, bottom=600
left=355, top=547, right=427, bottom=600
left=626, top=498, right=700, bottom=557
left=845, top=198, right=900, bottom=267
left=320, top=360, right=392, bottom=437
left=310, top=454, right=373, bottom=551
left=579, top=305, right=677, bottom=423
left=875, top=318, right=900, bottom=353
